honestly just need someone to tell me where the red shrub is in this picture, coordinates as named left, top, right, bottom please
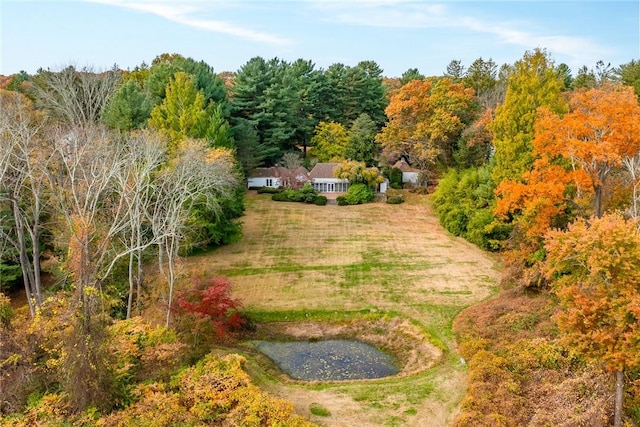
left=176, top=276, right=245, bottom=337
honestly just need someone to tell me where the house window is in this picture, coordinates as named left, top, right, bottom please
left=266, top=178, right=273, bottom=187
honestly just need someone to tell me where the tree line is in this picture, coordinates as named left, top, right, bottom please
left=429, top=50, right=640, bottom=426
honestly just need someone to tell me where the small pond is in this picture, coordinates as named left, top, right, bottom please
left=254, top=339, right=399, bottom=381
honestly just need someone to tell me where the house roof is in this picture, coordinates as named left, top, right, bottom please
left=291, top=166, right=310, bottom=177
left=309, top=162, right=340, bottom=179
left=248, top=166, right=288, bottom=178
left=393, top=159, right=419, bottom=173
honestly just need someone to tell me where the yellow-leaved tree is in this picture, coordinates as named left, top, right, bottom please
left=490, top=48, right=567, bottom=185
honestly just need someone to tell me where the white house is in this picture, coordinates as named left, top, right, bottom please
left=393, top=159, right=420, bottom=185
left=247, top=166, right=285, bottom=189
left=308, top=163, right=350, bottom=193
left=248, top=162, right=388, bottom=193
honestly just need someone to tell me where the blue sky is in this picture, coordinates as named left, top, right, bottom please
left=1, top=0, right=638, bottom=78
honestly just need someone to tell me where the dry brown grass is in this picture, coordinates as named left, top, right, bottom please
left=176, top=191, right=502, bottom=427
left=184, top=192, right=498, bottom=314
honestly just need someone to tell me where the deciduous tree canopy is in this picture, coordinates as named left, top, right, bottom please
left=376, top=77, right=475, bottom=170
left=544, top=213, right=640, bottom=427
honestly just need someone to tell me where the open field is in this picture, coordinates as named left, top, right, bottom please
left=181, top=191, right=501, bottom=426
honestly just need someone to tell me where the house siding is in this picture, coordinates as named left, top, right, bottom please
left=402, top=172, right=419, bottom=184
left=311, top=178, right=350, bottom=193
left=247, top=177, right=282, bottom=188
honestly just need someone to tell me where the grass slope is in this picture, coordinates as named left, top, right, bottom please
left=180, top=191, right=501, bottom=427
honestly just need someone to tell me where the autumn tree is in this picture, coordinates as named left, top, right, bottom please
left=0, top=90, right=49, bottom=315
left=543, top=213, right=640, bottom=427
left=176, top=276, right=245, bottom=338
left=145, top=53, right=227, bottom=108
left=533, top=84, right=640, bottom=217
left=149, top=140, right=239, bottom=327
left=494, top=137, right=586, bottom=286
left=46, top=123, right=132, bottom=410
left=376, top=77, right=475, bottom=170
left=334, top=160, right=384, bottom=189
left=622, top=153, right=640, bottom=219
left=114, top=130, right=167, bottom=318
left=490, top=49, right=567, bottom=184
left=46, top=125, right=130, bottom=303
left=103, top=54, right=227, bottom=133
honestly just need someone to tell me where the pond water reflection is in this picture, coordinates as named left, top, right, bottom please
left=254, top=339, right=398, bottom=381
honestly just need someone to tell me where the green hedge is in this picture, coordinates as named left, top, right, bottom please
left=314, top=195, right=328, bottom=205
left=256, top=187, right=282, bottom=194
left=432, top=166, right=510, bottom=251
left=341, top=183, right=374, bottom=205
left=270, top=183, right=322, bottom=204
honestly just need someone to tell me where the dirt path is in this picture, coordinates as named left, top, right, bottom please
left=182, top=191, right=501, bottom=426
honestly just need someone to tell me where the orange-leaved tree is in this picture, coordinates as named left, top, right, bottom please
left=543, top=213, right=640, bottom=427
left=376, top=77, right=475, bottom=170
left=534, top=84, right=640, bottom=218
left=495, top=84, right=640, bottom=287
left=494, top=107, right=590, bottom=287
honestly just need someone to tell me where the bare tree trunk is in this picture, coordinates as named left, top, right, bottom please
left=158, top=240, right=165, bottom=277
left=615, top=369, right=624, bottom=427
left=165, top=236, right=177, bottom=328
left=136, top=246, right=143, bottom=316
left=594, top=185, right=603, bottom=218
left=126, top=248, right=135, bottom=319
left=28, top=224, right=43, bottom=306
left=12, top=200, right=36, bottom=316
left=623, top=155, right=640, bottom=220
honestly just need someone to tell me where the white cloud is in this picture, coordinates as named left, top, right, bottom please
left=311, top=1, right=449, bottom=28
left=310, top=1, right=613, bottom=68
left=86, top=0, right=294, bottom=46
left=459, top=16, right=612, bottom=68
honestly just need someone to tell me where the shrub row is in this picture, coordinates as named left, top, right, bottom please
left=270, top=183, right=327, bottom=205
left=256, top=186, right=282, bottom=194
